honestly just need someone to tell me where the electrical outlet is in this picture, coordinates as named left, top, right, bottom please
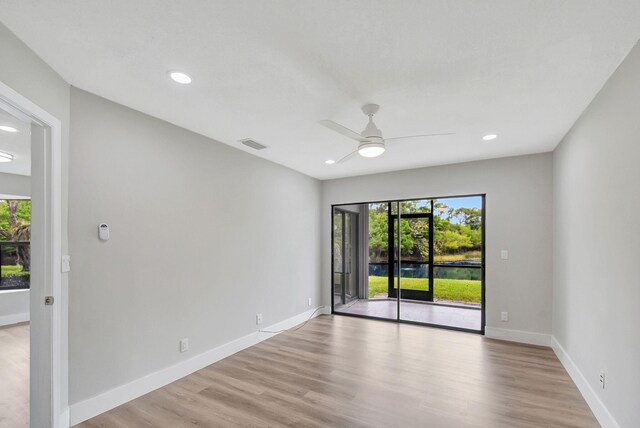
left=308, top=297, right=312, bottom=307
left=180, top=338, right=189, bottom=353
left=599, top=371, right=605, bottom=389
left=501, top=250, right=509, bottom=260
left=501, top=311, right=509, bottom=322
left=256, top=313, right=263, bottom=325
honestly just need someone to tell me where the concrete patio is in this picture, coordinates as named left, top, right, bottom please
left=335, top=298, right=482, bottom=331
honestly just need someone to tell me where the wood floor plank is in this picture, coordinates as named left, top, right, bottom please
left=0, top=322, right=29, bottom=428
left=75, top=315, right=599, bottom=428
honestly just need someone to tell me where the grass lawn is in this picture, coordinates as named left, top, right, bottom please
left=368, top=275, right=481, bottom=303
left=1, top=265, right=28, bottom=277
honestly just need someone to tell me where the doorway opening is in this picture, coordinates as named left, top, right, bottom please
left=331, top=195, right=485, bottom=333
left=0, top=102, right=33, bottom=426
left=0, top=81, right=64, bottom=427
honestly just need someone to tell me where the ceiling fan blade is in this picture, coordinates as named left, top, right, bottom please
left=336, top=150, right=359, bottom=164
left=319, top=120, right=370, bottom=142
left=385, top=133, right=455, bottom=142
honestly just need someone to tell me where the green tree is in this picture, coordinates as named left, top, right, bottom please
left=367, top=200, right=481, bottom=263
left=449, top=207, right=482, bottom=230
left=368, top=206, right=388, bottom=262
left=0, top=200, right=31, bottom=272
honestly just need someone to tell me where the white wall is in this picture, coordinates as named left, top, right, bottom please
left=322, top=153, right=553, bottom=335
left=0, top=289, right=29, bottom=326
left=68, top=88, right=322, bottom=404
left=553, top=42, right=640, bottom=428
left=0, top=22, right=71, bottom=414
left=0, top=172, right=30, bottom=196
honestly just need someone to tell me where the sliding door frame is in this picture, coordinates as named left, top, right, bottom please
left=331, top=193, right=486, bottom=335
left=332, top=207, right=359, bottom=307
left=389, top=211, right=433, bottom=302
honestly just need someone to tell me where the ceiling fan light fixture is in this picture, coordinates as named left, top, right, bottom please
left=320, top=103, right=454, bottom=163
left=362, top=120, right=383, bottom=139
left=358, top=142, right=385, bottom=158
left=0, top=151, right=14, bottom=162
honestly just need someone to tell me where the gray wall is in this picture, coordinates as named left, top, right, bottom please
left=322, top=153, right=553, bottom=333
left=68, top=88, right=322, bottom=403
left=0, top=22, right=71, bottom=411
left=0, top=172, right=30, bottom=197
left=553, top=42, right=640, bottom=427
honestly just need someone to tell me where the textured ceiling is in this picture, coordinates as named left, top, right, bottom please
left=1, top=1, right=639, bottom=179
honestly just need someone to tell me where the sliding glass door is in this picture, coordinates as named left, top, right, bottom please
left=331, top=195, right=484, bottom=333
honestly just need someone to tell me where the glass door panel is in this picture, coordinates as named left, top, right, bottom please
left=344, top=212, right=358, bottom=302
left=333, top=208, right=362, bottom=312
left=367, top=203, right=389, bottom=300
left=354, top=202, right=397, bottom=320
left=398, top=200, right=433, bottom=323
left=333, top=210, right=344, bottom=307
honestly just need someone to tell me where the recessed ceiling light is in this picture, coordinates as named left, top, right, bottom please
left=482, top=134, right=497, bottom=141
left=0, top=125, right=18, bottom=133
left=169, top=71, right=192, bottom=84
left=0, top=151, right=14, bottom=162
left=325, top=159, right=336, bottom=165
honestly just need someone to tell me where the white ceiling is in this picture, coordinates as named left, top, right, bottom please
left=1, top=1, right=639, bottom=180
left=0, top=105, right=31, bottom=176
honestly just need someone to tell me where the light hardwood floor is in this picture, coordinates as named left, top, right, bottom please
left=0, top=322, right=29, bottom=428
left=77, top=315, right=599, bottom=427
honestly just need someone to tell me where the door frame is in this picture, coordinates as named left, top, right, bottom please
left=332, top=207, right=359, bottom=306
left=389, top=210, right=433, bottom=302
left=0, top=80, right=65, bottom=427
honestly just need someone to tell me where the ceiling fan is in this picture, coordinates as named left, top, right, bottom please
left=320, top=104, right=454, bottom=164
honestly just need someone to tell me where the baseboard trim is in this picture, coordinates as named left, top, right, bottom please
left=69, top=306, right=327, bottom=426
left=551, top=336, right=619, bottom=428
left=484, top=326, right=551, bottom=347
left=0, top=311, right=29, bottom=327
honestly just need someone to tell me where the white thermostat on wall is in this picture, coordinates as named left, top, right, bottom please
left=98, top=223, right=110, bottom=241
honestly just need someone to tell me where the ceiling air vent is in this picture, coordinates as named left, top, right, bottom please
left=239, top=138, right=267, bottom=150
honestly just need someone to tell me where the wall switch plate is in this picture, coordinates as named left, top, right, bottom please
left=61, top=255, right=71, bottom=273
left=501, top=311, right=509, bottom=322
left=599, top=371, right=605, bottom=389
left=256, top=313, right=263, bottom=325
left=180, top=338, right=189, bottom=353
left=501, top=250, right=509, bottom=260
left=308, top=297, right=312, bottom=307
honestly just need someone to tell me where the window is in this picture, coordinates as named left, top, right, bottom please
left=0, top=199, right=31, bottom=290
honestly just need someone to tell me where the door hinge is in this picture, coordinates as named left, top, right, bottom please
left=44, top=296, right=54, bottom=306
